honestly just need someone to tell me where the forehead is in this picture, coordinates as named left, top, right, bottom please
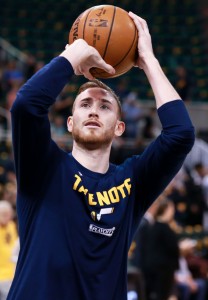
left=0, top=207, right=11, bottom=214
left=76, top=87, right=115, bottom=103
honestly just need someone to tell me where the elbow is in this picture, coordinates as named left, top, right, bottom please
left=162, top=125, right=195, bottom=155
left=188, top=125, right=195, bottom=148
left=175, top=125, right=195, bottom=154
left=184, top=124, right=195, bottom=143
left=10, top=91, right=25, bottom=114
left=11, top=85, right=37, bottom=116
left=11, top=80, right=36, bottom=114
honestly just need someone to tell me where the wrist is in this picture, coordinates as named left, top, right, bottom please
left=60, top=45, right=75, bottom=67
left=140, top=55, right=159, bottom=73
left=59, top=42, right=84, bottom=72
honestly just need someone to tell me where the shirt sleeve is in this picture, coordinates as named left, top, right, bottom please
left=11, top=57, right=74, bottom=196
left=132, top=100, right=195, bottom=218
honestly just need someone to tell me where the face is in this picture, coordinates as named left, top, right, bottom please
left=0, top=208, right=12, bottom=226
left=67, top=88, right=125, bottom=150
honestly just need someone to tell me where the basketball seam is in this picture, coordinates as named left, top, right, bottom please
left=113, top=25, right=137, bottom=68
left=102, top=6, right=116, bottom=60
left=83, top=9, right=92, bottom=39
left=93, top=26, right=137, bottom=78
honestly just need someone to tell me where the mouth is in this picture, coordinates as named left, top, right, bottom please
left=84, top=120, right=101, bottom=128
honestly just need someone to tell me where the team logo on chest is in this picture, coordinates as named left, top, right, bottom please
left=73, top=174, right=132, bottom=221
left=91, top=207, right=114, bottom=221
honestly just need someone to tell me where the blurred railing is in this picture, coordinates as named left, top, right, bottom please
left=0, top=36, right=27, bottom=63
left=1, top=102, right=208, bottom=143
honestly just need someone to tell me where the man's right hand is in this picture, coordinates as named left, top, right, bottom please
left=60, top=39, right=115, bottom=80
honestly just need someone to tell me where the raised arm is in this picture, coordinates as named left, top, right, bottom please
left=11, top=40, right=115, bottom=195
left=129, top=12, right=181, bottom=108
left=11, top=57, right=73, bottom=195
left=126, top=13, right=195, bottom=224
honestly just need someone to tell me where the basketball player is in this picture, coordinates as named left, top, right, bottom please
left=7, top=13, right=195, bottom=300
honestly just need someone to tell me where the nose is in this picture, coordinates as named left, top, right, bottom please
left=89, top=105, right=99, bottom=118
left=89, top=112, right=99, bottom=118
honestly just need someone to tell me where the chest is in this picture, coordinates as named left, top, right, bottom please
left=44, top=163, right=134, bottom=238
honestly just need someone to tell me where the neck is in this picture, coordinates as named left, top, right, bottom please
left=72, top=142, right=112, bottom=173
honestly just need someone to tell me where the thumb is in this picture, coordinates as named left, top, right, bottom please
left=104, top=64, right=115, bottom=75
left=102, top=64, right=115, bottom=75
left=95, top=57, right=115, bottom=75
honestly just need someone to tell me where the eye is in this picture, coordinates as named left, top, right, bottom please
left=100, top=104, right=110, bottom=110
left=81, top=102, right=90, bottom=108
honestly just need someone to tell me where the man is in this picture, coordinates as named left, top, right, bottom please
left=130, top=198, right=160, bottom=271
left=8, top=13, right=195, bottom=300
left=0, top=201, right=18, bottom=300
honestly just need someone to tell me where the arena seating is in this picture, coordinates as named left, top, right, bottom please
left=0, top=0, right=207, bottom=101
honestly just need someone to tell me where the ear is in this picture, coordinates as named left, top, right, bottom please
left=67, top=116, right=73, bottom=133
left=115, top=121, right=125, bottom=137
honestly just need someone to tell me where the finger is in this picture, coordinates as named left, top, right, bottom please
left=84, top=70, right=95, bottom=81
left=129, top=12, right=146, bottom=24
left=129, top=12, right=149, bottom=34
left=79, top=66, right=95, bottom=80
left=129, top=12, right=144, bottom=33
left=100, top=63, right=115, bottom=75
left=74, top=68, right=82, bottom=76
left=94, top=57, right=115, bottom=75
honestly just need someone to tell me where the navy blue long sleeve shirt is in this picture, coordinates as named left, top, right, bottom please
left=8, top=57, right=195, bottom=300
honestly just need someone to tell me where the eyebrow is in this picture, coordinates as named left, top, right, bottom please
left=80, top=97, right=113, bottom=105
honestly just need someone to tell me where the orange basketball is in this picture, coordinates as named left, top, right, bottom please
left=69, top=5, right=138, bottom=79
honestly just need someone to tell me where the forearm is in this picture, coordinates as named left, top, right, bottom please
left=133, top=100, right=195, bottom=215
left=11, top=57, right=74, bottom=193
left=142, top=56, right=181, bottom=108
left=12, top=57, right=74, bottom=114
left=128, top=13, right=181, bottom=107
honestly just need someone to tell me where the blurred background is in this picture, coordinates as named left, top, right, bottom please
left=0, top=0, right=208, bottom=300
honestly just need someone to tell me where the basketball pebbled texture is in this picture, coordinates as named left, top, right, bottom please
left=69, top=5, right=138, bottom=79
